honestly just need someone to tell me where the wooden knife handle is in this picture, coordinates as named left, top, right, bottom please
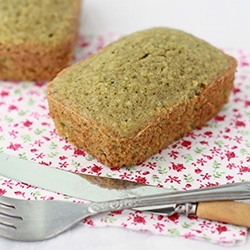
left=196, top=201, right=250, bottom=228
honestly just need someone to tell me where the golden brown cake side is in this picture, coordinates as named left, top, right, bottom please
left=47, top=60, right=236, bottom=167
left=46, top=28, right=237, bottom=168
left=0, top=0, right=81, bottom=81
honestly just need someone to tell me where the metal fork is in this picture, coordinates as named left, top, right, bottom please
left=0, top=181, right=250, bottom=241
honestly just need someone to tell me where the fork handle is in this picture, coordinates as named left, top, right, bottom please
left=88, top=182, right=250, bottom=214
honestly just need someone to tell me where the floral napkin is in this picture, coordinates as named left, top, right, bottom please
left=0, top=33, right=250, bottom=246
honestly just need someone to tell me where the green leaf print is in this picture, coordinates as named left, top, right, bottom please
left=18, top=110, right=28, bottom=116
left=151, top=155, right=166, bottom=162
left=22, top=134, right=31, bottom=143
left=168, top=228, right=180, bottom=236
left=85, top=154, right=94, bottom=161
left=194, top=147, right=206, bottom=154
left=182, top=153, right=193, bottom=163
left=158, top=165, right=168, bottom=175
left=183, top=174, right=194, bottom=183
left=71, top=159, right=81, bottom=168
left=0, top=147, right=4, bottom=153
left=34, top=128, right=46, bottom=135
left=182, top=221, right=195, bottom=229
left=31, top=191, right=41, bottom=199
left=48, top=152, right=59, bottom=158
left=101, top=216, right=118, bottom=223
left=240, top=148, right=250, bottom=156
left=18, top=152, right=28, bottom=160
left=4, top=115, right=13, bottom=123
left=49, top=141, right=58, bottom=150
left=212, top=160, right=221, bottom=171
left=151, top=174, right=162, bottom=183
left=213, top=171, right=225, bottom=179
left=214, top=140, right=224, bottom=148
left=28, top=98, right=35, bottom=105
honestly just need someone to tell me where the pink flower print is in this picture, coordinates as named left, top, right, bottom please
left=0, top=188, right=7, bottom=196
left=7, top=142, right=22, bottom=151
left=245, top=100, right=250, bottom=108
left=14, top=191, right=25, bottom=197
left=0, top=90, right=9, bottom=97
left=23, top=119, right=33, bottom=127
left=232, top=88, right=241, bottom=95
left=8, top=104, right=18, bottom=112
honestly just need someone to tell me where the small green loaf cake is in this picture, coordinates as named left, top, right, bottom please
left=0, top=0, right=81, bottom=81
left=46, top=27, right=237, bottom=168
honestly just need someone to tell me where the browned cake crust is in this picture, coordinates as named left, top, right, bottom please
left=46, top=28, right=237, bottom=168
left=0, top=0, right=81, bottom=81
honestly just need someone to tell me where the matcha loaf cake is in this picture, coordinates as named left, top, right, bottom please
left=46, top=27, right=237, bottom=168
left=0, top=0, right=81, bottom=81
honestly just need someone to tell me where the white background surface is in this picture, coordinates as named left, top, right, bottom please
left=1, top=0, right=250, bottom=249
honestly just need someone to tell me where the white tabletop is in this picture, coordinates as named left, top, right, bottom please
left=1, top=0, right=250, bottom=249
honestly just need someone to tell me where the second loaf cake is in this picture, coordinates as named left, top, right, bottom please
left=0, top=0, right=81, bottom=81
left=46, top=27, right=237, bottom=168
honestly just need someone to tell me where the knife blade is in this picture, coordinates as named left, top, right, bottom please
left=0, top=153, right=169, bottom=202
left=1, top=153, right=250, bottom=228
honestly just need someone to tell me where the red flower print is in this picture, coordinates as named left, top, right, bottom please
left=195, top=168, right=202, bottom=174
left=39, top=161, right=52, bottom=166
left=214, top=115, right=225, bottom=122
left=225, top=151, right=237, bottom=161
left=91, top=164, right=102, bottom=174
left=132, top=214, right=146, bottom=225
left=73, top=148, right=86, bottom=157
left=226, top=175, right=234, bottom=180
left=204, top=131, right=213, bottom=137
left=108, top=210, right=123, bottom=216
left=235, top=120, right=246, bottom=128
left=83, top=218, right=94, bottom=226
left=167, top=213, right=179, bottom=223
left=165, top=175, right=181, bottom=184
left=216, top=225, right=228, bottom=234
left=135, top=176, right=147, bottom=184
left=181, top=140, right=192, bottom=149
left=171, top=162, right=186, bottom=172
left=168, top=150, right=179, bottom=159
left=0, top=188, right=6, bottom=196
left=35, top=81, right=46, bottom=87
left=154, top=222, right=165, bottom=232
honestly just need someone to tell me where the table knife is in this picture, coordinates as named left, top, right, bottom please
left=0, top=153, right=250, bottom=227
